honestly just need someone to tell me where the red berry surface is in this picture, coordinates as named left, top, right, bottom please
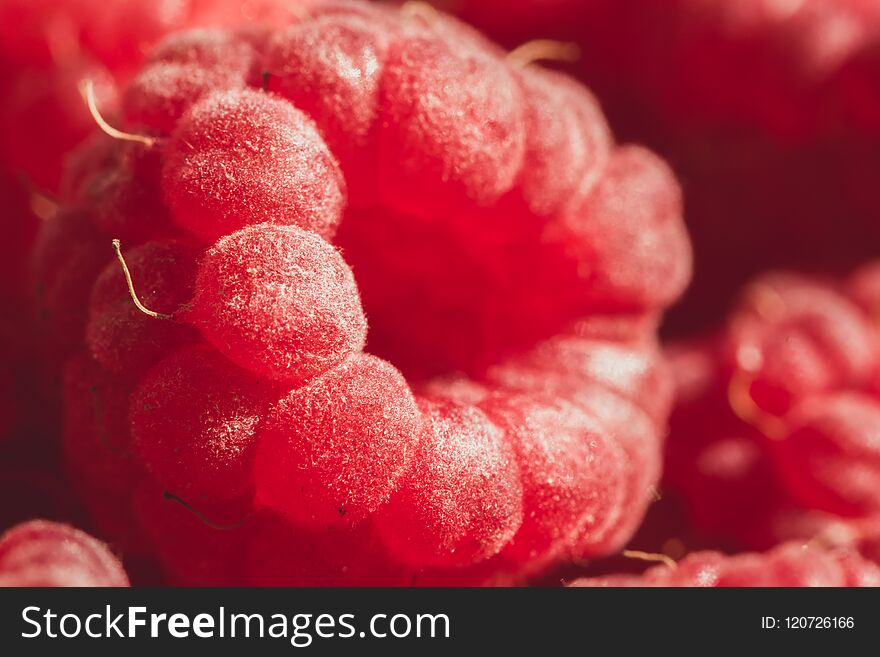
left=440, top=0, right=880, bottom=334
left=375, top=397, right=523, bottom=568
left=6, top=0, right=880, bottom=591
left=0, top=519, right=129, bottom=587
left=774, top=394, right=880, bottom=518
left=254, top=354, right=419, bottom=526
left=162, top=89, right=345, bottom=243
left=123, top=28, right=259, bottom=135
left=65, top=136, right=174, bottom=245
left=130, top=345, right=277, bottom=505
left=87, top=240, right=201, bottom=376
left=21, top=1, right=691, bottom=586
left=660, top=266, right=880, bottom=563
left=480, top=393, right=625, bottom=568
left=190, top=223, right=366, bottom=383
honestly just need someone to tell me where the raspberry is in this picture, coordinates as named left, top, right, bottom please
left=189, top=223, right=366, bottom=383
left=27, top=1, right=690, bottom=585
left=570, top=542, right=880, bottom=587
left=162, top=88, right=346, bottom=243
left=0, top=520, right=129, bottom=587
left=254, top=354, right=419, bottom=526
left=130, top=345, right=278, bottom=504
left=375, top=397, right=523, bottom=568
left=663, top=266, right=880, bottom=556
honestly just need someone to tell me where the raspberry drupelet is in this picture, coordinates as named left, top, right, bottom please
left=39, top=0, right=692, bottom=585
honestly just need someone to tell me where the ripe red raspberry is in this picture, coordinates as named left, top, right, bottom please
left=0, top=520, right=129, bottom=587
left=32, top=1, right=690, bottom=585
left=662, top=266, right=880, bottom=557
left=570, top=542, right=880, bottom=587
